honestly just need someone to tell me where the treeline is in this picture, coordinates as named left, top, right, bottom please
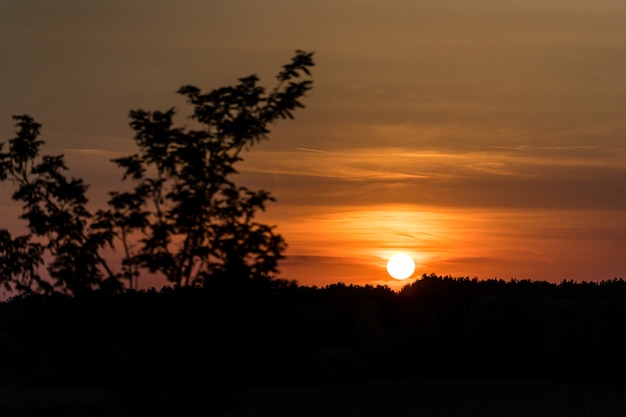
left=1, top=274, right=626, bottom=412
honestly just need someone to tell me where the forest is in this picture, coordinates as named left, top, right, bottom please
left=1, top=274, right=626, bottom=415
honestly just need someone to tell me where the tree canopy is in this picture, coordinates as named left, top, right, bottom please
left=0, top=50, right=314, bottom=295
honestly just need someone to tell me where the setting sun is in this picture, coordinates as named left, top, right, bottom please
left=386, top=253, right=416, bottom=280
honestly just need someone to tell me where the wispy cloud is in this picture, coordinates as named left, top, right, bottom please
left=248, top=145, right=626, bottom=178
left=294, top=147, right=334, bottom=154
left=65, top=148, right=125, bottom=156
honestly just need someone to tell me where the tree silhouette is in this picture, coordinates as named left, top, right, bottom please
left=104, top=50, right=315, bottom=287
left=0, top=50, right=313, bottom=295
left=0, top=229, right=46, bottom=295
left=0, top=115, right=119, bottom=296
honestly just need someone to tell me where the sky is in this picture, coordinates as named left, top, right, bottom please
left=2, top=0, right=626, bottom=291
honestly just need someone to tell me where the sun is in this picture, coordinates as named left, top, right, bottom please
left=386, top=253, right=416, bottom=280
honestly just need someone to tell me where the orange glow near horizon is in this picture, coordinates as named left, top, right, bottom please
left=264, top=205, right=448, bottom=285
left=258, top=204, right=626, bottom=291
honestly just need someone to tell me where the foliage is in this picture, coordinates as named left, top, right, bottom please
left=103, top=50, right=314, bottom=287
left=0, top=50, right=314, bottom=294
left=0, top=116, right=119, bottom=296
left=0, top=229, right=46, bottom=295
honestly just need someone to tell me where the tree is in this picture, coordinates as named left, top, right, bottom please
left=0, top=50, right=314, bottom=295
left=103, top=50, right=315, bottom=287
left=0, top=115, right=119, bottom=296
left=0, top=228, right=46, bottom=295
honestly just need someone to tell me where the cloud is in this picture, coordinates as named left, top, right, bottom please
left=294, top=147, right=334, bottom=154
left=242, top=145, right=626, bottom=210
left=65, top=148, right=124, bottom=156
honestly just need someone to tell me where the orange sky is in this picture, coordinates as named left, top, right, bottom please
left=2, top=0, right=626, bottom=291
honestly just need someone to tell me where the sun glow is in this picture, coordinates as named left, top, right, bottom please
left=386, top=253, right=416, bottom=280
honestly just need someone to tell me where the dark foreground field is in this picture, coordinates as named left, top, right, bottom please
left=2, top=380, right=626, bottom=417
left=2, top=274, right=626, bottom=416
left=223, top=380, right=626, bottom=417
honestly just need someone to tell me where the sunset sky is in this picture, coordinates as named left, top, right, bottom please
left=2, top=0, right=626, bottom=291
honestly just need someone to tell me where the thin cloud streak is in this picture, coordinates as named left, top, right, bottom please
left=294, top=147, right=334, bottom=153
left=248, top=145, right=626, bottom=180
left=242, top=146, right=626, bottom=211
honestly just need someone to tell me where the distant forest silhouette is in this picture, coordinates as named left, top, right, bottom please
left=1, top=274, right=626, bottom=414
